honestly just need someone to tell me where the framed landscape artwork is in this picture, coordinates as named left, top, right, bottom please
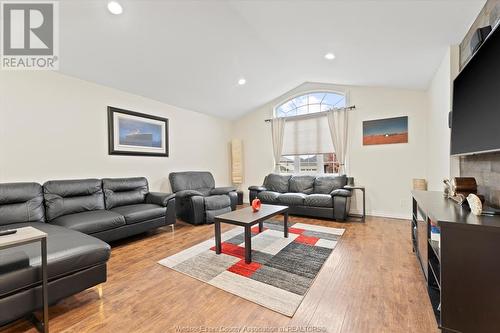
left=363, top=116, right=408, bottom=145
left=108, top=106, right=169, bottom=157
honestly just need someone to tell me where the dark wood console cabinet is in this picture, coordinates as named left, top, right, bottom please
left=412, top=190, right=500, bottom=333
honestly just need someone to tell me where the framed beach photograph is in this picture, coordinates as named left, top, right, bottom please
left=363, top=116, right=408, bottom=145
left=108, top=106, right=169, bottom=157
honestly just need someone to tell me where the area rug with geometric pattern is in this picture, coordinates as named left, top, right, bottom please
left=158, top=220, right=344, bottom=316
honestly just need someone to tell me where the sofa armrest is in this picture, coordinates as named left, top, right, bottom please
left=175, top=190, right=204, bottom=199
left=248, top=185, right=267, bottom=192
left=249, top=186, right=266, bottom=203
left=331, top=189, right=352, bottom=197
left=146, top=192, right=175, bottom=207
left=210, top=187, right=236, bottom=195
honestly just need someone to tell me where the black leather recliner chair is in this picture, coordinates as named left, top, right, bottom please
left=249, top=173, right=352, bottom=221
left=169, top=172, right=237, bottom=225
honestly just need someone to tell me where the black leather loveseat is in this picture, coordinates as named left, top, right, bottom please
left=249, top=173, right=352, bottom=221
left=0, top=177, right=175, bottom=326
left=169, top=171, right=237, bottom=225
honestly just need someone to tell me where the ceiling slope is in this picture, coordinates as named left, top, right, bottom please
left=59, top=0, right=486, bottom=119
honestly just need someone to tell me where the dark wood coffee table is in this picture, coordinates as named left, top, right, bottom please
left=214, top=204, right=289, bottom=264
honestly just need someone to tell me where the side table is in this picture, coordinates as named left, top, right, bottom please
left=0, top=227, right=49, bottom=332
left=345, top=185, right=366, bottom=222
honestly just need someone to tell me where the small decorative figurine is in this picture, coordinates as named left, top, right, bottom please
left=467, top=193, right=483, bottom=216
left=251, top=198, right=261, bottom=212
left=443, top=178, right=452, bottom=197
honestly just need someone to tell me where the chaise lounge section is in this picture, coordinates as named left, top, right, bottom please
left=249, top=173, right=352, bottom=221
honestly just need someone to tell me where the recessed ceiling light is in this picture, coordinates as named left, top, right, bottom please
left=324, top=53, right=336, bottom=60
left=238, top=78, right=246, bottom=85
left=107, top=1, right=123, bottom=15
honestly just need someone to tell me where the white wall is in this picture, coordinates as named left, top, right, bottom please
left=0, top=71, right=232, bottom=191
left=0, top=70, right=457, bottom=219
left=426, top=46, right=460, bottom=191
left=232, top=82, right=428, bottom=219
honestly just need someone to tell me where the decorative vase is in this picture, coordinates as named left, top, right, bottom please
left=467, top=193, right=483, bottom=216
left=251, top=198, right=261, bottom=212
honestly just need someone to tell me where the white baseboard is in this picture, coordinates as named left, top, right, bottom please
left=351, top=209, right=410, bottom=220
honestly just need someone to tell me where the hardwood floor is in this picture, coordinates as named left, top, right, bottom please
left=1, top=213, right=438, bottom=333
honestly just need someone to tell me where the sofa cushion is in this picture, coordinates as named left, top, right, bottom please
left=263, top=174, right=292, bottom=193
left=111, top=203, right=165, bottom=225
left=197, top=188, right=213, bottom=197
left=43, top=179, right=104, bottom=221
left=50, top=210, right=126, bottom=234
left=0, top=183, right=45, bottom=225
left=0, top=251, right=29, bottom=274
left=257, top=191, right=281, bottom=203
left=289, top=175, right=315, bottom=194
left=205, top=195, right=231, bottom=211
left=304, top=194, right=333, bottom=208
left=169, top=171, right=215, bottom=193
left=0, top=222, right=110, bottom=298
left=278, top=193, right=307, bottom=206
left=103, top=177, right=149, bottom=209
left=313, top=175, right=347, bottom=194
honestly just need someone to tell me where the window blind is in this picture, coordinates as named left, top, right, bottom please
left=281, top=115, right=334, bottom=155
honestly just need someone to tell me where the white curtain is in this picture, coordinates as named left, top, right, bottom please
left=327, top=108, right=349, bottom=174
left=271, top=118, right=285, bottom=172
left=282, top=115, right=333, bottom=155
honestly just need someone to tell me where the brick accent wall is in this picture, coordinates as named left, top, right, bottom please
left=460, top=153, right=500, bottom=208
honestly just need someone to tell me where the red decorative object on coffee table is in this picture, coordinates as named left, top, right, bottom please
left=251, top=198, right=261, bottom=212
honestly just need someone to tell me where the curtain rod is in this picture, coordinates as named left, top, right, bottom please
left=264, top=105, right=356, bottom=122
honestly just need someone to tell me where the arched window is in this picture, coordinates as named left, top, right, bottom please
left=275, top=91, right=346, bottom=118
left=275, top=91, right=346, bottom=174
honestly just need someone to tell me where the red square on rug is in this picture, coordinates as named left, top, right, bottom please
left=288, top=227, right=305, bottom=235
left=228, top=260, right=262, bottom=277
left=210, top=243, right=245, bottom=259
left=294, top=234, right=319, bottom=245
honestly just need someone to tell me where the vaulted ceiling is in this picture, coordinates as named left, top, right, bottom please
left=59, top=0, right=485, bottom=119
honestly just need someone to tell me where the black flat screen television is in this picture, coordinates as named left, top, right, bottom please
left=450, top=25, right=500, bottom=156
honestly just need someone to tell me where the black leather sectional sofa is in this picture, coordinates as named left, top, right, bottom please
left=249, top=173, right=352, bottom=221
left=0, top=177, right=175, bottom=326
